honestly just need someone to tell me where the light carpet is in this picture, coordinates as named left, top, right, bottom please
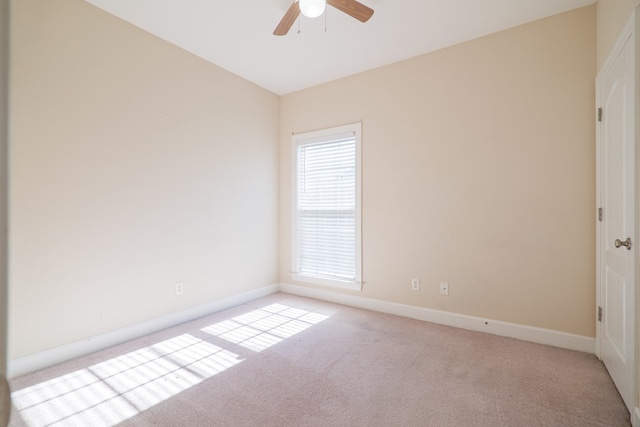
left=7, top=293, right=631, bottom=426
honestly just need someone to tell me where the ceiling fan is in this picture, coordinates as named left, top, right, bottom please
left=274, top=0, right=374, bottom=36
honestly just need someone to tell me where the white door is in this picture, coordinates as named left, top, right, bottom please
left=596, top=21, right=636, bottom=413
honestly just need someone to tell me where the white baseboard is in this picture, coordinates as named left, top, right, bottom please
left=279, top=283, right=596, bottom=354
left=633, top=407, right=640, bottom=427
left=7, top=282, right=599, bottom=379
left=8, top=284, right=279, bottom=379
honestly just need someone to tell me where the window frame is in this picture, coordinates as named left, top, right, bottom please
left=290, top=122, right=363, bottom=291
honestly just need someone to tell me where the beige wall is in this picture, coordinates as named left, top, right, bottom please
left=596, top=0, right=640, bottom=70
left=280, top=6, right=596, bottom=337
left=9, top=0, right=280, bottom=359
left=8, top=0, right=602, bottom=365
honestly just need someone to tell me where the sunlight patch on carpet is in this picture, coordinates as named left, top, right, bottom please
left=11, top=302, right=330, bottom=426
left=201, top=303, right=330, bottom=352
left=12, top=334, right=240, bottom=427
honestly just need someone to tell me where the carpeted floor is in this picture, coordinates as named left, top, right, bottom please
left=7, top=293, right=631, bottom=426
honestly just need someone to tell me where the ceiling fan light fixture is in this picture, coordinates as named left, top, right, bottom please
left=299, top=0, right=326, bottom=18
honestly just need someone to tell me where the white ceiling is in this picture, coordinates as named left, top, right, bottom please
left=84, top=0, right=596, bottom=95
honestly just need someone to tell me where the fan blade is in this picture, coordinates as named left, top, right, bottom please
left=327, top=0, right=374, bottom=22
left=274, top=1, right=300, bottom=36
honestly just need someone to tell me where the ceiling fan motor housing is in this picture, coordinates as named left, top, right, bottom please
left=274, top=0, right=374, bottom=36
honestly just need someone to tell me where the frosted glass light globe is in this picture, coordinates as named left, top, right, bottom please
left=299, top=0, right=326, bottom=18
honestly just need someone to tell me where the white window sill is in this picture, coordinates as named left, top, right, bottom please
left=290, top=273, right=363, bottom=292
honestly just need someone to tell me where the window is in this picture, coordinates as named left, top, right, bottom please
left=291, top=123, right=362, bottom=291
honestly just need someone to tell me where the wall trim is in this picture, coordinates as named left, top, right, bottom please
left=279, top=283, right=596, bottom=354
left=633, top=407, right=640, bottom=427
left=8, top=284, right=279, bottom=378
left=8, top=282, right=598, bottom=378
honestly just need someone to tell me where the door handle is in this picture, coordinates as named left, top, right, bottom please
left=614, top=238, right=632, bottom=250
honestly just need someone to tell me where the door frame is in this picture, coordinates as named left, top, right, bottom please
left=0, top=0, right=8, bottom=426
left=595, top=6, right=639, bottom=419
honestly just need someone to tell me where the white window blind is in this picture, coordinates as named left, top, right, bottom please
left=292, top=123, right=362, bottom=289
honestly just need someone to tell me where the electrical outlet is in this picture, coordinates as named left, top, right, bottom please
left=411, top=278, right=420, bottom=291
left=176, top=282, right=184, bottom=296
left=440, top=282, right=449, bottom=295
